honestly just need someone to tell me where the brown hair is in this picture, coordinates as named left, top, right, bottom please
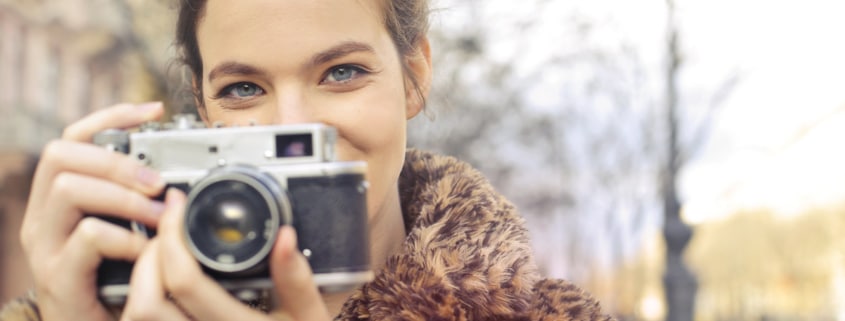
left=175, top=0, right=429, bottom=108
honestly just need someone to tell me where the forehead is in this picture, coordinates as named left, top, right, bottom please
left=197, top=0, right=387, bottom=54
left=201, top=0, right=384, bottom=25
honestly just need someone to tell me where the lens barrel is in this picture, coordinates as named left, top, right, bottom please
left=184, top=165, right=292, bottom=275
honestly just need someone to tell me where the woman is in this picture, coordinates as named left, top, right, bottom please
left=1, top=0, right=614, bottom=320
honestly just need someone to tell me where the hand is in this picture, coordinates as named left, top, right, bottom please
left=121, top=189, right=332, bottom=321
left=19, top=103, right=167, bottom=321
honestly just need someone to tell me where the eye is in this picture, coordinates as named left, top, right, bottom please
left=321, top=65, right=368, bottom=84
left=218, top=82, right=265, bottom=99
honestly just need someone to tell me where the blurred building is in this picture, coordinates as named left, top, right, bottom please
left=0, top=0, right=176, bottom=302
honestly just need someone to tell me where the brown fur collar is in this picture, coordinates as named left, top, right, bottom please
left=336, top=150, right=614, bottom=321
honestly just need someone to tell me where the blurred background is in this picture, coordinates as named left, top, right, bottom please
left=1, top=0, right=844, bottom=320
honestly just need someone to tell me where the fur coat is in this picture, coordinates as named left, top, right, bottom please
left=0, top=149, right=614, bottom=321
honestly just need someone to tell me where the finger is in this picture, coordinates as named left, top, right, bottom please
left=63, top=102, right=164, bottom=142
left=31, top=172, right=165, bottom=249
left=48, top=217, right=148, bottom=296
left=29, top=140, right=165, bottom=209
left=156, top=189, right=269, bottom=321
left=122, top=239, right=191, bottom=321
left=271, top=226, right=331, bottom=321
left=33, top=217, right=145, bottom=321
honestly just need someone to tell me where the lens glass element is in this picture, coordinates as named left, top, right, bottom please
left=213, top=201, right=249, bottom=243
left=186, top=180, right=274, bottom=270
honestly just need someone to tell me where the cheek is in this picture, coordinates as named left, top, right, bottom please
left=342, top=122, right=406, bottom=221
left=328, top=74, right=409, bottom=158
left=330, top=84, right=409, bottom=218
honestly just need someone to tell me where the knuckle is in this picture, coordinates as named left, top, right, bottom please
left=167, top=275, right=196, bottom=298
left=19, top=217, right=33, bottom=240
left=51, top=173, right=77, bottom=199
left=165, top=268, right=201, bottom=299
left=19, top=224, right=34, bottom=251
left=41, top=140, right=65, bottom=165
left=74, top=217, right=103, bottom=246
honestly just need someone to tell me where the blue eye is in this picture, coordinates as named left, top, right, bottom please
left=323, top=65, right=366, bottom=84
left=221, top=82, right=264, bottom=98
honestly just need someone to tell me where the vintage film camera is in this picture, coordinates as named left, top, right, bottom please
left=93, top=114, right=372, bottom=305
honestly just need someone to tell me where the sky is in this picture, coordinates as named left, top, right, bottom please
left=677, top=0, right=845, bottom=223
left=433, top=0, right=845, bottom=224
left=420, top=0, right=845, bottom=275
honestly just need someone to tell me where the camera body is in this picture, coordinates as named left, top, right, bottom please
left=94, top=115, right=372, bottom=305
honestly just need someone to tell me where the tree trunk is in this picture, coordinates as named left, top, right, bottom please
left=662, top=188, right=697, bottom=321
left=663, top=0, right=698, bottom=319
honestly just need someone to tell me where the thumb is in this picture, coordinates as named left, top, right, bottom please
left=270, top=225, right=331, bottom=320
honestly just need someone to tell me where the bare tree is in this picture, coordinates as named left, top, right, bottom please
left=414, top=0, right=739, bottom=317
left=660, top=0, right=740, bottom=319
left=660, top=1, right=697, bottom=319
left=411, top=0, right=663, bottom=287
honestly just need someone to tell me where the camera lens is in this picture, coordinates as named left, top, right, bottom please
left=210, top=201, right=249, bottom=244
left=190, top=181, right=267, bottom=250
left=184, top=165, right=292, bottom=274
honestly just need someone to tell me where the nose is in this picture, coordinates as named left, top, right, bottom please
left=274, top=87, right=312, bottom=125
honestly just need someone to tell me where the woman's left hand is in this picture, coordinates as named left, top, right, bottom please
left=120, top=189, right=332, bottom=321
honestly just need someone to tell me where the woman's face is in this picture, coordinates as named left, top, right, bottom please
left=195, top=0, right=428, bottom=220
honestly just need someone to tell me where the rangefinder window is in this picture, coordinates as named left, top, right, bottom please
left=276, top=133, right=313, bottom=158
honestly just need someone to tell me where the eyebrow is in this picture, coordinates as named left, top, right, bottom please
left=310, top=41, right=376, bottom=67
left=207, top=41, right=377, bottom=83
left=207, top=62, right=269, bottom=83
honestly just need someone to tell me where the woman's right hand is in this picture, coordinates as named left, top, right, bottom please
left=19, top=103, right=167, bottom=321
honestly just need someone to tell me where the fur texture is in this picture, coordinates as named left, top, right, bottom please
left=335, top=150, right=614, bottom=321
left=0, top=150, right=614, bottom=321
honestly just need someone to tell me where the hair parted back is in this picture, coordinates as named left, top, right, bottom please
left=175, top=0, right=430, bottom=107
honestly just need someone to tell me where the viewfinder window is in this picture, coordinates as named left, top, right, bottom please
left=275, top=134, right=313, bottom=158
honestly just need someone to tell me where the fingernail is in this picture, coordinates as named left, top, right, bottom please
left=149, top=200, right=166, bottom=218
left=137, top=102, right=164, bottom=121
left=165, top=187, right=185, bottom=205
left=137, top=166, right=164, bottom=188
left=282, top=226, right=299, bottom=250
left=137, top=101, right=163, bottom=113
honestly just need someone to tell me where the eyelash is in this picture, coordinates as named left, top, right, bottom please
left=211, top=64, right=372, bottom=102
left=214, top=82, right=265, bottom=100
left=320, top=64, right=371, bottom=85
